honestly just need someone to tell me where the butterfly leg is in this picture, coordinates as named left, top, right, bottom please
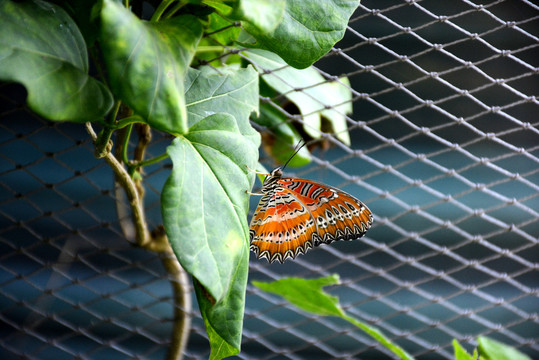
left=245, top=164, right=270, bottom=176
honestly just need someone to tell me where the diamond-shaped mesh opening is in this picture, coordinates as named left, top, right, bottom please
left=1, top=1, right=538, bottom=359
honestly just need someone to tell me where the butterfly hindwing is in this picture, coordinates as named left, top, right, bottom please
left=280, top=178, right=372, bottom=246
left=249, top=171, right=373, bottom=263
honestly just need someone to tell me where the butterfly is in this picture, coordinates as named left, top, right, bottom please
left=249, top=167, right=373, bottom=263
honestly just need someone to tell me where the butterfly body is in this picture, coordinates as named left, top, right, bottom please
left=249, top=168, right=373, bottom=263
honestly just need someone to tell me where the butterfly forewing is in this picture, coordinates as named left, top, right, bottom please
left=249, top=186, right=316, bottom=263
left=249, top=171, right=373, bottom=263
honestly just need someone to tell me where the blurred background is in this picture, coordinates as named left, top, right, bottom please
left=1, top=0, right=537, bottom=359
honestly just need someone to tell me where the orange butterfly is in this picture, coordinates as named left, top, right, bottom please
left=249, top=167, right=373, bottom=263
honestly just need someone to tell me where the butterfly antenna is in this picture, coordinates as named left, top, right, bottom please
left=281, top=140, right=307, bottom=171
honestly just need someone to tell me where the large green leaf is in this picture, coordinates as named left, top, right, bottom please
left=0, top=0, right=112, bottom=122
left=203, top=0, right=285, bottom=34
left=244, top=0, right=360, bottom=69
left=100, top=0, right=202, bottom=134
left=185, top=65, right=259, bottom=145
left=162, top=113, right=257, bottom=301
left=245, top=49, right=352, bottom=145
left=162, top=113, right=260, bottom=358
left=253, top=275, right=414, bottom=360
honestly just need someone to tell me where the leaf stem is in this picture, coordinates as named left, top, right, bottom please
left=94, top=100, right=121, bottom=158
left=131, top=152, right=169, bottom=170
left=151, top=0, right=175, bottom=22
left=341, top=314, right=415, bottom=360
left=196, top=46, right=226, bottom=53
left=163, top=1, right=187, bottom=19
left=114, top=115, right=146, bottom=129
left=122, top=123, right=133, bottom=165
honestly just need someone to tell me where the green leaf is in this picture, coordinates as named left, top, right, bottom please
left=100, top=0, right=202, bottom=134
left=194, top=248, right=248, bottom=359
left=320, top=77, right=353, bottom=146
left=251, top=102, right=311, bottom=167
left=162, top=112, right=258, bottom=301
left=206, top=12, right=241, bottom=46
left=49, top=0, right=101, bottom=46
left=185, top=65, right=259, bottom=145
left=204, top=0, right=285, bottom=34
left=453, top=339, right=478, bottom=360
left=162, top=113, right=260, bottom=358
left=253, top=275, right=415, bottom=360
left=245, top=49, right=352, bottom=145
left=253, top=275, right=345, bottom=316
left=244, top=0, right=360, bottom=69
left=478, top=337, right=531, bottom=360
left=195, top=13, right=240, bottom=67
left=0, top=0, right=113, bottom=122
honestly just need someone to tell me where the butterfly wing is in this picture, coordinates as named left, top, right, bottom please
left=249, top=177, right=373, bottom=263
left=280, top=177, right=373, bottom=245
left=249, top=185, right=317, bottom=263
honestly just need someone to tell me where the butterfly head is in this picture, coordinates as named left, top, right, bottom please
left=261, top=167, right=283, bottom=191
left=269, top=167, right=283, bottom=178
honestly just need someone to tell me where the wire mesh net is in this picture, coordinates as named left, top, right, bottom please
left=1, top=1, right=538, bottom=359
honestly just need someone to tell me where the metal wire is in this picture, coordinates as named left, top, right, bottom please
left=1, top=1, right=537, bottom=359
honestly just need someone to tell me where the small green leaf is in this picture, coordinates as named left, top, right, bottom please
left=478, top=337, right=531, bottom=360
left=253, top=275, right=415, bottom=360
left=245, top=49, right=352, bottom=144
left=251, top=102, right=311, bottom=167
left=244, top=0, right=360, bottom=69
left=162, top=112, right=260, bottom=358
left=453, top=339, right=478, bottom=360
left=204, top=0, right=285, bottom=34
left=206, top=12, right=241, bottom=46
left=0, top=0, right=112, bottom=122
left=253, top=275, right=345, bottom=317
left=185, top=65, right=259, bottom=145
left=100, top=0, right=203, bottom=134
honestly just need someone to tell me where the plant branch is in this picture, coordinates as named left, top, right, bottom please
left=152, top=227, right=192, bottom=360
left=133, top=124, right=152, bottom=163
left=103, top=123, right=192, bottom=360
left=85, top=122, right=151, bottom=246
left=94, top=100, right=121, bottom=158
